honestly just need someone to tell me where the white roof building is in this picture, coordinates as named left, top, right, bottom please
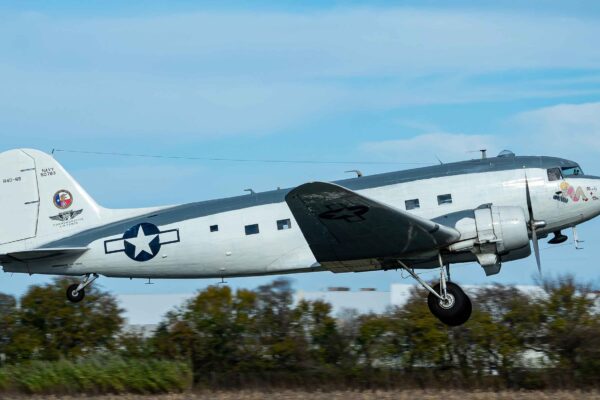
left=117, top=284, right=545, bottom=331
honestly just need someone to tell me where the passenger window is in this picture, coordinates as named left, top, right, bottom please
left=547, top=168, right=562, bottom=181
left=437, top=194, right=452, bottom=205
left=277, top=219, right=292, bottom=230
left=405, top=199, right=420, bottom=210
left=245, top=224, right=259, bottom=235
left=210, top=225, right=219, bottom=232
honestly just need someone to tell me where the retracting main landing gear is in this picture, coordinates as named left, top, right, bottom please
left=66, top=273, right=99, bottom=303
left=399, top=255, right=472, bottom=326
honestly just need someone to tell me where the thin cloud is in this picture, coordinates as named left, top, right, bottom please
left=361, top=133, right=499, bottom=163
left=1, top=8, right=600, bottom=139
left=512, top=102, right=600, bottom=164
left=3, top=9, right=600, bottom=77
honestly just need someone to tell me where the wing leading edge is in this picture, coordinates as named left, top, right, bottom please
left=285, top=182, right=460, bottom=272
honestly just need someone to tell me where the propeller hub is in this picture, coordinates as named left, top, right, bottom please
left=532, top=220, right=547, bottom=229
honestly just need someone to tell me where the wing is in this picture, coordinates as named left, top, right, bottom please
left=285, top=182, right=460, bottom=272
left=0, top=247, right=88, bottom=263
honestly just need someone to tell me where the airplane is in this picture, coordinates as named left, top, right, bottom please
left=1, top=148, right=599, bottom=326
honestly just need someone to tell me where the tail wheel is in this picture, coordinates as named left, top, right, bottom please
left=427, top=282, right=472, bottom=326
left=66, top=284, right=85, bottom=303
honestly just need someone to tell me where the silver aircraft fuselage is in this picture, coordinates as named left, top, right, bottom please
left=3, top=151, right=599, bottom=280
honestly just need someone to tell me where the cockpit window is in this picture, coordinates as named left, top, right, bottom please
left=547, top=168, right=562, bottom=182
left=562, top=166, right=584, bottom=177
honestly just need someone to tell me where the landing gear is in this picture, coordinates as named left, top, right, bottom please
left=399, top=255, right=472, bottom=326
left=66, top=284, right=85, bottom=302
left=427, top=282, right=472, bottom=326
left=66, top=273, right=98, bottom=303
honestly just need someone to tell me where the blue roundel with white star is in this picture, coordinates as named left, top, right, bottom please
left=123, top=223, right=161, bottom=262
left=103, top=223, right=180, bottom=261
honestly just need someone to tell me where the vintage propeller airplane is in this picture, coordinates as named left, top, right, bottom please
left=1, top=148, right=599, bottom=326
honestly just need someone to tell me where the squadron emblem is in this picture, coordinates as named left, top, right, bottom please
left=49, top=209, right=83, bottom=222
left=53, top=190, right=73, bottom=209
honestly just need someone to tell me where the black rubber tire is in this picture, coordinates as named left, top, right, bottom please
left=443, top=294, right=472, bottom=327
left=427, top=282, right=472, bottom=326
left=66, top=284, right=85, bottom=303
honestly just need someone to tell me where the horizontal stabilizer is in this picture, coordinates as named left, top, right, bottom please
left=0, top=247, right=88, bottom=263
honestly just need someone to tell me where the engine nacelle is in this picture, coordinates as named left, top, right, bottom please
left=474, top=206, right=529, bottom=253
left=450, top=206, right=530, bottom=275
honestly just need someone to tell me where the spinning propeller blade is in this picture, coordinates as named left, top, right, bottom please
left=525, top=174, right=542, bottom=275
left=531, top=225, right=542, bottom=275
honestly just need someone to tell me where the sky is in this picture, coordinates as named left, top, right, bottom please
left=1, top=0, right=600, bottom=302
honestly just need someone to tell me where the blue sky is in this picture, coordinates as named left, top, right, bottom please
left=2, top=1, right=600, bottom=299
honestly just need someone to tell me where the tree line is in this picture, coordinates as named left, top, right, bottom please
left=1, top=276, right=600, bottom=391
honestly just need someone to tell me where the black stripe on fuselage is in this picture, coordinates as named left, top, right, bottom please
left=42, top=155, right=577, bottom=248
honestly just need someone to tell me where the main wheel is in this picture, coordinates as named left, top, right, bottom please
left=66, top=284, right=85, bottom=303
left=427, top=282, right=472, bottom=326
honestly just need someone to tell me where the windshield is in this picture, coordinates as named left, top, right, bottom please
left=562, top=166, right=584, bottom=177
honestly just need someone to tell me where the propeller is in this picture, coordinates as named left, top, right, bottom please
left=525, top=174, right=542, bottom=275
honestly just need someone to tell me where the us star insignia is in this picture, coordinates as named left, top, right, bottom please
left=104, top=222, right=180, bottom=262
left=318, top=204, right=369, bottom=223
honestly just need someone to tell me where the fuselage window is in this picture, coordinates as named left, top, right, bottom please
left=245, top=224, right=260, bottom=235
left=437, top=194, right=452, bottom=205
left=405, top=199, right=420, bottom=210
left=210, top=225, right=219, bottom=232
left=562, top=166, right=584, bottom=177
left=277, top=219, right=292, bottom=230
left=547, top=168, right=563, bottom=181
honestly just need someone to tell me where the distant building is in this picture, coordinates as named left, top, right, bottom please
left=118, top=284, right=545, bottom=334
left=118, top=293, right=193, bottom=336
left=296, top=287, right=391, bottom=314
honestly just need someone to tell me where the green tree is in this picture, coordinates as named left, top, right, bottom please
left=354, top=313, right=393, bottom=369
left=8, top=277, right=123, bottom=362
left=254, top=279, right=310, bottom=372
left=150, top=279, right=354, bottom=386
left=0, top=293, right=17, bottom=365
left=153, top=285, right=260, bottom=384
left=150, top=310, right=196, bottom=361
left=117, top=329, right=152, bottom=359
left=533, top=276, right=600, bottom=386
left=392, top=288, right=452, bottom=372
left=467, top=285, right=540, bottom=383
left=144, top=277, right=600, bottom=390
left=304, top=299, right=347, bottom=366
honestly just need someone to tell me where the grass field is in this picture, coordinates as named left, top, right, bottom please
left=4, top=391, right=599, bottom=400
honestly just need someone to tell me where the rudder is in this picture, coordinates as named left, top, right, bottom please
left=0, top=150, right=39, bottom=244
left=0, top=148, right=105, bottom=246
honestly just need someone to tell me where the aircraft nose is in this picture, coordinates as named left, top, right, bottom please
left=584, top=178, right=600, bottom=212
